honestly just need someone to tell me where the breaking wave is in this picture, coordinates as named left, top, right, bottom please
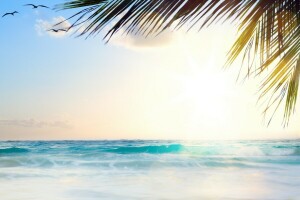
left=0, top=147, right=30, bottom=154
left=106, top=144, right=184, bottom=154
left=0, top=140, right=299, bottom=169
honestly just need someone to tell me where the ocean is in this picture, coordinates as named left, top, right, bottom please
left=0, top=140, right=299, bottom=200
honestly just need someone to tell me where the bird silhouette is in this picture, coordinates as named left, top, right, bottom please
left=24, top=4, right=49, bottom=9
left=47, top=29, right=68, bottom=33
left=2, top=11, right=19, bottom=18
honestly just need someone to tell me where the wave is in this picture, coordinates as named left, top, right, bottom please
left=104, top=145, right=300, bottom=156
left=0, top=147, right=30, bottom=154
left=105, top=144, right=184, bottom=154
left=0, top=144, right=299, bottom=169
left=0, top=145, right=299, bottom=157
left=184, top=146, right=300, bottom=156
left=1, top=140, right=300, bottom=156
left=1, top=155, right=299, bottom=169
left=292, top=148, right=300, bottom=156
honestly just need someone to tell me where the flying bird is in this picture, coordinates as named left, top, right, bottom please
left=24, top=4, right=49, bottom=9
left=2, top=11, right=19, bottom=18
left=47, top=29, right=68, bottom=33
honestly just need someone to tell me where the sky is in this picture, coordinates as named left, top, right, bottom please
left=0, top=0, right=299, bottom=140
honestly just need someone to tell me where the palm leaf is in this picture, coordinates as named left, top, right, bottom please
left=56, top=0, right=300, bottom=125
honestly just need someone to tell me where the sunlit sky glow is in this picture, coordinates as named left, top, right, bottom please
left=0, top=0, right=299, bottom=140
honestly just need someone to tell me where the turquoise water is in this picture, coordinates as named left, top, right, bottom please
left=0, top=140, right=299, bottom=199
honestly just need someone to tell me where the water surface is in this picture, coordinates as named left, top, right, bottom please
left=0, top=140, right=299, bottom=199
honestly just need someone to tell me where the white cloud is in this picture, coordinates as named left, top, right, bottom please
left=110, top=30, right=175, bottom=50
left=35, top=16, right=72, bottom=38
left=0, top=119, right=72, bottom=129
left=104, top=15, right=176, bottom=50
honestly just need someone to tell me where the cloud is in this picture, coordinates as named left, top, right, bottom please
left=104, top=15, right=175, bottom=50
left=110, top=30, right=175, bottom=50
left=0, top=119, right=72, bottom=129
left=35, top=16, right=72, bottom=38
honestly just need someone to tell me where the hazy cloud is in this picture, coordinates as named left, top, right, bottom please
left=35, top=16, right=71, bottom=38
left=0, top=119, right=72, bottom=129
left=106, top=16, right=175, bottom=50
left=110, top=30, right=174, bottom=50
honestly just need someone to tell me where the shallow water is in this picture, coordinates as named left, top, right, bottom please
left=0, top=140, right=299, bottom=200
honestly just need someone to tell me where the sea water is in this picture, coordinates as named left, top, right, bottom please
left=0, top=140, right=299, bottom=200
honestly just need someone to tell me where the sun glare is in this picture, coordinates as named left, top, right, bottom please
left=165, top=30, right=237, bottom=134
left=159, top=53, right=233, bottom=138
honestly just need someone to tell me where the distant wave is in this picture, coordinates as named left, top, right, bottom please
left=0, top=147, right=30, bottom=154
left=106, top=144, right=184, bottom=154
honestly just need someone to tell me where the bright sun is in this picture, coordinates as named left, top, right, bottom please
left=174, top=60, right=232, bottom=131
left=167, top=31, right=237, bottom=133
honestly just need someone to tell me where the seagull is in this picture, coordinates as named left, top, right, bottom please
left=2, top=11, right=19, bottom=17
left=47, top=29, right=68, bottom=33
left=24, top=4, right=49, bottom=9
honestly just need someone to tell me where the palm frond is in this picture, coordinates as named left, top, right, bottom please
left=56, top=0, right=300, bottom=125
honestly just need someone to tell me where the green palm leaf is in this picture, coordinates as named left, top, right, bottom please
left=56, top=0, right=300, bottom=125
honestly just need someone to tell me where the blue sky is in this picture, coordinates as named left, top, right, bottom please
left=0, top=0, right=299, bottom=140
left=0, top=0, right=127, bottom=138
